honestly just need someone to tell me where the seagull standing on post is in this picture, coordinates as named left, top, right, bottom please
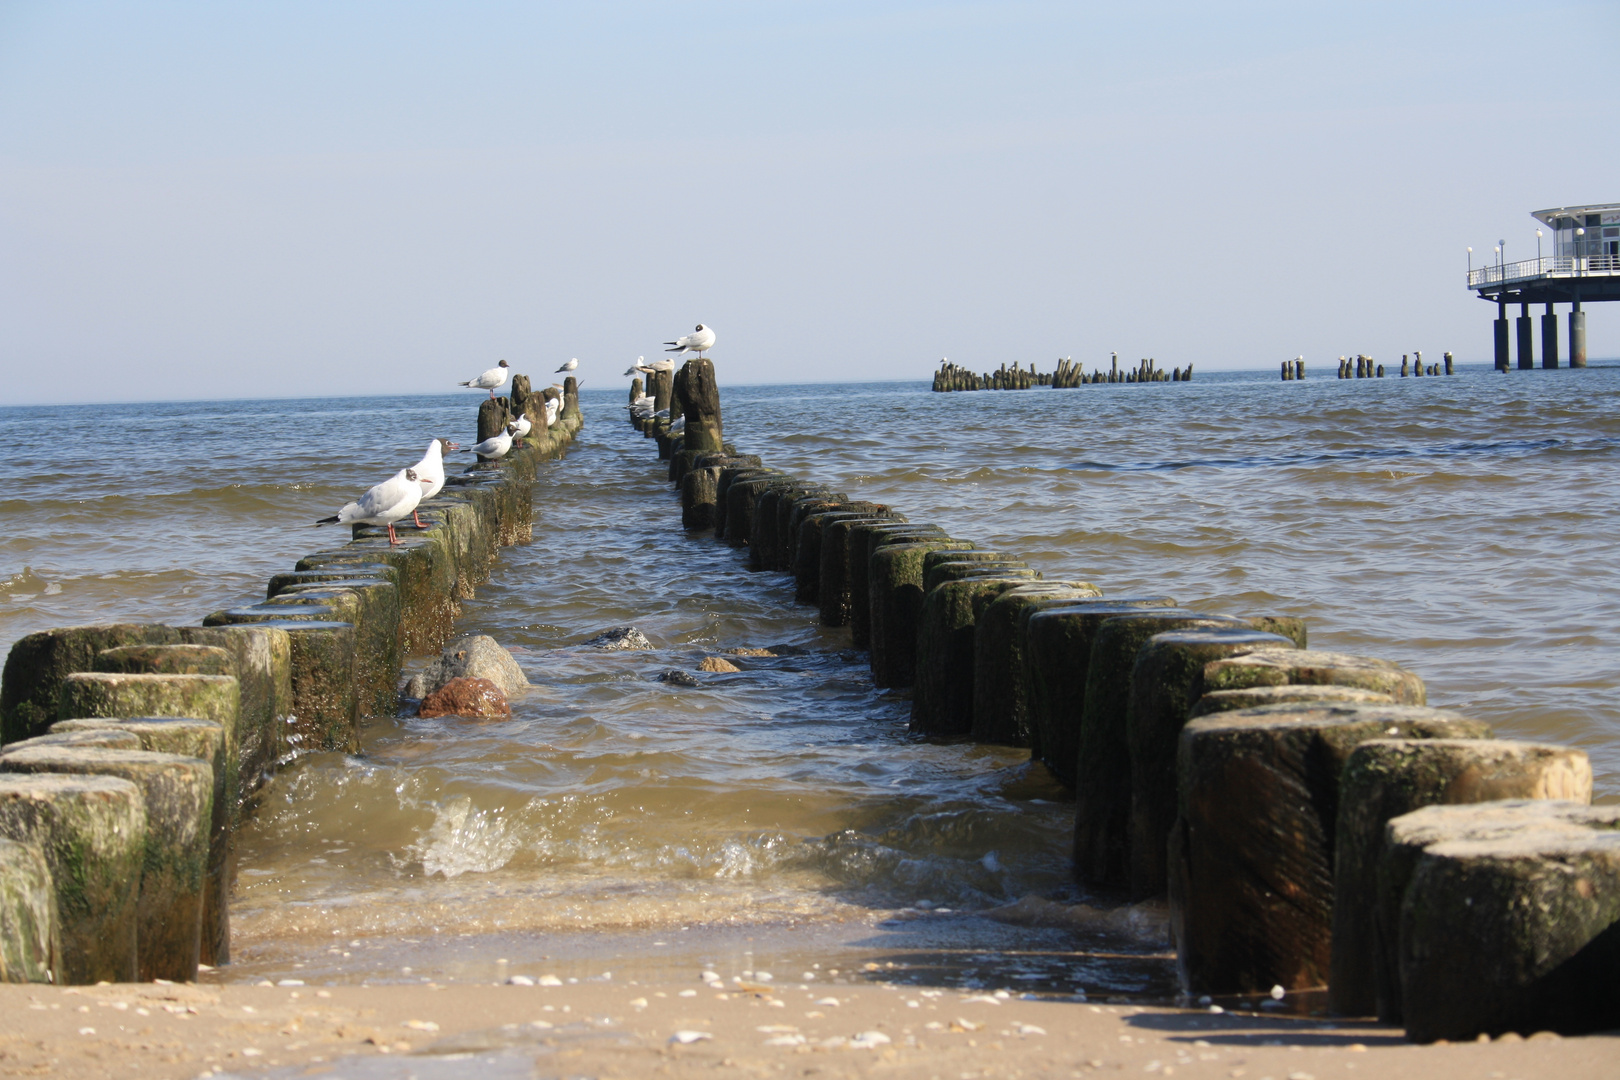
left=459, top=359, right=510, bottom=398
left=664, top=324, right=716, bottom=359
left=556, top=358, right=579, bottom=373
left=407, top=438, right=458, bottom=529
left=315, top=469, right=423, bottom=546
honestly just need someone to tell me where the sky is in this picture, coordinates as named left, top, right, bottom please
left=1, top=1, right=1617, bottom=403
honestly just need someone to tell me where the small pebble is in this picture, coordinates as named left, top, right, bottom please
left=537, top=975, right=562, bottom=986
left=507, top=975, right=535, bottom=986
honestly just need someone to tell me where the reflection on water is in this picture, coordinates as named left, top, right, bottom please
left=3, top=365, right=1618, bottom=992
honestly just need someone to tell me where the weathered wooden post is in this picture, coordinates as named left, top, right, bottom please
left=970, top=582, right=1102, bottom=746
left=674, top=359, right=723, bottom=454
left=868, top=540, right=976, bottom=687
left=1022, top=600, right=1179, bottom=787
left=1170, top=702, right=1490, bottom=996
left=1380, top=800, right=1620, bottom=1041
left=0, top=745, right=214, bottom=983
left=1126, top=627, right=1300, bottom=898
left=1330, top=738, right=1591, bottom=1019
left=477, top=395, right=511, bottom=444
left=1074, top=612, right=1256, bottom=887
left=0, top=773, right=145, bottom=983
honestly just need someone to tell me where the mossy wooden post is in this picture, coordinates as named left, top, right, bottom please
left=0, top=774, right=144, bottom=984
left=1330, top=739, right=1592, bottom=1020
left=1199, top=648, right=1425, bottom=704
left=971, top=582, right=1103, bottom=746
left=1190, top=684, right=1395, bottom=716
left=752, top=483, right=829, bottom=571
left=263, top=579, right=401, bottom=720
left=200, top=612, right=358, bottom=756
left=723, top=473, right=790, bottom=549
left=54, top=718, right=234, bottom=968
left=714, top=467, right=776, bottom=541
left=630, top=376, right=644, bottom=404
left=1075, top=612, right=1255, bottom=888
left=179, top=624, right=291, bottom=799
left=92, top=644, right=233, bottom=677
left=1, top=624, right=182, bottom=745
left=476, top=395, right=512, bottom=445
left=793, top=505, right=888, bottom=604
left=1170, top=703, right=1491, bottom=996
left=674, top=358, right=722, bottom=454
left=912, top=577, right=1035, bottom=735
left=868, top=540, right=976, bottom=688
left=782, top=495, right=845, bottom=575
left=1125, top=628, right=1298, bottom=899
left=0, top=746, right=213, bottom=983
left=56, top=672, right=239, bottom=816
left=1021, top=600, right=1180, bottom=787
left=1379, top=801, right=1620, bottom=1041
left=0, top=837, right=57, bottom=983
left=818, top=515, right=908, bottom=626
left=849, top=523, right=947, bottom=648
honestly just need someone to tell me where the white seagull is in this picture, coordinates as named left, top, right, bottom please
left=316, top=469, right=423, bottom=546
left=544, top=395, right=562, bottom=426
left=407, top=438, right=458, bottom=528
left=664, top=324, right=715, bottom=358
left=510, top=411, right=533, bottom=447
left=459, top=359, right=510, bottom=398
left=636, top=357, right=675, bottom=375
left=556, top=358, right=579, bottom=373
left=622, top=356, right=645, bottom=378
left=458, top=422, right=518, bottom=461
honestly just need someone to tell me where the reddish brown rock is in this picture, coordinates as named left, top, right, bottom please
left=418, top=677, right=510, bottom=720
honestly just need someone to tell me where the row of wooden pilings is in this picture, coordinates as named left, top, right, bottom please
left=1288, top=352, right=1457, bottom=380
left=0, top=378, right=584, bottom=987
left=934, top=354, right=1193, bottom=391
left=632, top=360, right=1616, bottom=1043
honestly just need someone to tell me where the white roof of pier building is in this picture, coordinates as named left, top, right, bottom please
left=1532, top=203, right=1620, bottom=228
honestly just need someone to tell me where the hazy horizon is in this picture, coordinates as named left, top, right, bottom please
left=3, top=1, right=1617, bottom=406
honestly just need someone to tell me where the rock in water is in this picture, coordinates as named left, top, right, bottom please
left=584, top=626, right=654, bottom=651
left=658, top=670, right=699, bottom=687
left=418, top=677, right=511, bottom=720
left=406, top=634, right=530, bottom=699
left=699, top=657, right=742, bottom=673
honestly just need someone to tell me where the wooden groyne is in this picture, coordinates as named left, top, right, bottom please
left=633, top=361, right=1613, bottom=1044
left=1289, top=351, right=1457, bottom=379
left=0, top=378, right=583, bottom=985
left=933, top=354, right=1192, bottom=391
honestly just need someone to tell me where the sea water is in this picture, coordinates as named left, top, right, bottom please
left=1, top=365, right=1615, bottom=993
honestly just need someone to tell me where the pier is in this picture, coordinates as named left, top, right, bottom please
left=1470, top=202, right=1620, bottom=370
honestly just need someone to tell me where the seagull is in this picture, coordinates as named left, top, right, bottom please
left=622, top=356, right=645, bottom=378
left=462, top=422, right=519, bottom=460
left=636, top=357, right=675, bottom=375
left=544, top=396, right=562, bottom=426
left=664, top=324, right=715, bottom=358
left=510, top=411, right=533, bottom=448
left=556, top=358, right=579, bottom=373
left=459, top=359, right=510, bottom=398
left=316, top=469, right=423, bottom=546
left=407, top=438, right=458, bottom=528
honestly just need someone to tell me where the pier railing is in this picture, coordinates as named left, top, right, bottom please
left=1468, top=254, right=1620, bottom=288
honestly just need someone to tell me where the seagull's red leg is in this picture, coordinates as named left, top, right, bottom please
left=413, top=510, right=426, bottom=529
left=387, top=523, right=400, bottom=546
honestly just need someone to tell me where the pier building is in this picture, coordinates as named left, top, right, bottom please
left=1468, top=202, right=1620, bottom=370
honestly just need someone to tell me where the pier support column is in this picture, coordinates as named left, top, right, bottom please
left=1516, top=304, right=1534, bottom=369
left=1542, top=303, right=1559, bottom=368
left=1569, top=303, right=1587, bottom=368
left=1493, top=301, right=1510, bottom=372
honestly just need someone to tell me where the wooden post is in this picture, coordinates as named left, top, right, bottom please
left=673, top=359, right=723, bottom=454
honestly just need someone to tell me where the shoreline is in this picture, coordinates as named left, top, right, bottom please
left=4, top=978, right=1615, bottom=1079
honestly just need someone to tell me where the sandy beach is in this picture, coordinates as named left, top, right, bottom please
left=3, top=977, right=1616, bottom=1080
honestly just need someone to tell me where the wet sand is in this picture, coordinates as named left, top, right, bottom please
left=3, top=979, right=1615, bottom=1080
